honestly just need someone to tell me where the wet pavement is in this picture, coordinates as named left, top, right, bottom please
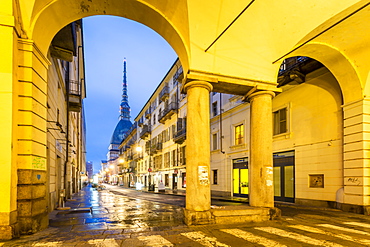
left=0, top=184, right=187, bottom=246
left=2, top=185, right=370, bottom=246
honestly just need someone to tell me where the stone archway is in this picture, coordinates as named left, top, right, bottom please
left=30, top=0, right=190, bottom=70
left=4, top=0, right=370, bottom=239
left=281, top=43, right=370, bottom=212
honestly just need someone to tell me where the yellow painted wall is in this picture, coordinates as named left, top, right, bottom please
left=273, top=67, right=343, bottom=202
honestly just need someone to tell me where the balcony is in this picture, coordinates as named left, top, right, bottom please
left=172, top=66, right=183, bottom=84
left=174, top=128, right=186, bottom=144
left=150, top=144, right=157, bottom=154
left=150, top=143, right=163, bottom=154
left=69, top=80, right=82, bottom=112
left=156, top=143, right=163, bottom=152
left=158, top=102, right=177, bottom=124
left=133, top=152, right=143, bottom=160
left=140, top=125, right=151, bottom=139
left=159, top=86, right=169, bottom=102
left=278, top=57, right=323, bottom=87
left=145, top=108, right=151, bottom=119
left=138, top=118, right=144, bottom=127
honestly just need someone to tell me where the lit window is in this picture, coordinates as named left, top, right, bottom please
left=273, top=108, right=287, bottom=135
left=235, top=124, right=244, bottom=145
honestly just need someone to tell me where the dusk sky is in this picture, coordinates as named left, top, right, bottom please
left=83, top=16, right=177, bottom=173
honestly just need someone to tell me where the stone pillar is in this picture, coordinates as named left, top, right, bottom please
left=247, top=91, right=275, bottom=208
left=16, top=39, right=49, bottom=234
left=342, top=98, right=370, bottom=213
left=0, top=3, right=19, bottom=239
left=183, top=80, right=213, bottom=225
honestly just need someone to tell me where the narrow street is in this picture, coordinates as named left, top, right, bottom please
left=2, top=185, right=370, bottom=246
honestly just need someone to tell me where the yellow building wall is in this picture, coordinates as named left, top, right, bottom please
left=273, top=67, right=343, bottom=202
left=46, top=57, right=67, bottom=211
left=211, top=98, right=250, bottom=196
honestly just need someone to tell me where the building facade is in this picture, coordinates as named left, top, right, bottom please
left=115, top=59, right=186, bottom=191
left=3, top=0, right=370, bottom=239
left=210, top=57, right=345, bottom=210
left=115, top=56, right=358, bottom=214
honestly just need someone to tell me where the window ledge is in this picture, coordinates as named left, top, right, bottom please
left=230, top=143, right=247, bottom=150
left=273, top=132, right=291, bottom=140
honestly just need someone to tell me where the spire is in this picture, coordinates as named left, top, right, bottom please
left=120, top=58, right=131, bottom=120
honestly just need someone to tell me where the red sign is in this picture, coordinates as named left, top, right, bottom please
left=148, top=168, right=152, bottom=172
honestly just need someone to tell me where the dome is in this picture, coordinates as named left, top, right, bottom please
left=110, top=119, right=132, bottom=145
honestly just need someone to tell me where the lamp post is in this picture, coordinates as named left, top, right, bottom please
left=136, top=146, right=142, bottom=186
left=147, top=140, right=154, bottom=191
left=118, top=158, right=124, bottom=186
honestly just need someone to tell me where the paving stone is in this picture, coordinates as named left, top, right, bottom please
left=72, top=223, right=107, bottom=231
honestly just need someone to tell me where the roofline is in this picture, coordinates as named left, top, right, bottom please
left=134, top=58, right=180, bottom=121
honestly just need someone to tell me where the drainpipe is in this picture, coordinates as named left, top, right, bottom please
left=64, top=62, right=70, bottom=199
left=219, top=93, right=225, bottom=154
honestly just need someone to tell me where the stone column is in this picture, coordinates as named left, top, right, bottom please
left=183, top=80, right=213, bottom=225
left=342, top=98, right=370, bottom=213
left=0, top=4, right=19, bottom=239
left=247, top=91, right=275, bottom=208
left=16, top=39, right=49, bottom=235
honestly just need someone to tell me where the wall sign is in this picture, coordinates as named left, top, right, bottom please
left=198, top=166, right=209, bottom=185
left=309, top=174, right=324, bottom=188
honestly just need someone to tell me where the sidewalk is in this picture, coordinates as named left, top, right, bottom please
left=0, top=184, right=346, bottom=246
left=137, top=184, right=342, bottom=212
left=0, top=184, right=188, bottom=247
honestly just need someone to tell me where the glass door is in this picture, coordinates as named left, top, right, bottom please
left=273, top=151, right=295, bottom=203
left=233, top=158, right=249, bottom=198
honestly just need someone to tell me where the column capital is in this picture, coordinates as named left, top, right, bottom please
left=183, top=80, right=213, bottom=93
left=245, top=90, right=275, bottom=102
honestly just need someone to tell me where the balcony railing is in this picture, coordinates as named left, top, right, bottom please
left=173, top=66, right=183, bottom=84
left=158, top=102, right=177, bottom=124
left=156, top=143, right=163, bottom=151
left=174, top=128, right=186, bottom=144
left=159, top=86, right=169, bottom=102
left=140, top=125, right=151, bottom=139
left=69, top=80, right=81, bottom=96
left=150, top=145, right=157, bottom=154
left=145, top=107, right=151, bottom=119
left=133, top=152, right=143, bottom=160
left=138, top=118, right=144, bottom=127
left=278, top=56, right=323, bottom=87
left=69, top=80, right=81, bottom=112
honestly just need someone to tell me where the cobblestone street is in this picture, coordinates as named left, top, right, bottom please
left=2, top=185, right=370, bottom=246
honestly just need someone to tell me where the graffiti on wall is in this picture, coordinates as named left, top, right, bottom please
left=32, top=157, right=46, bottom=170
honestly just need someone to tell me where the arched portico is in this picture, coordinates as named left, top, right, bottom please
left=280, top=5, right=370, bottom=210
left=274, top=2, right=370, bottom=212
left=30, top=0, right=190, bottom=70
left=3, top=0, right=370, bottom=239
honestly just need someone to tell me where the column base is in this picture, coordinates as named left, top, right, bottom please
left=0, top=210, right=20, bottom=240
left=184, top=206, right=281, bottom=226
left=183, top=209, right=214, bottom=225
left=0, top=223, right=20, bottom=240
left=18, top=211, right=48, bottom=235
left=17, top=169, right=48, bottom=235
